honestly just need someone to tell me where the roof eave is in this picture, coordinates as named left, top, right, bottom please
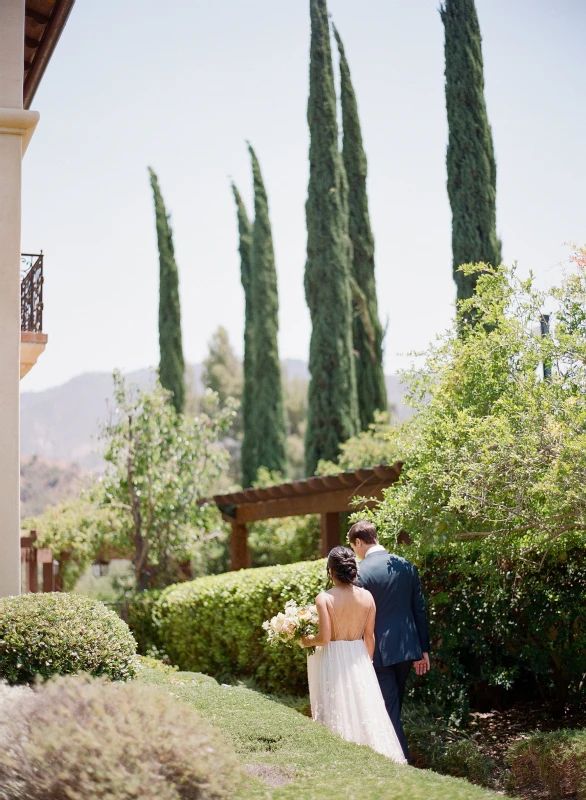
left=24, top=0, right=76, bottom=110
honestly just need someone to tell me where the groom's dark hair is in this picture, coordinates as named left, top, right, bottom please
left=348, top=520, right=378, bottom=545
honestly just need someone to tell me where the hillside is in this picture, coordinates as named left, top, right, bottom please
left=20, top=362, right=412, bottom=472
left=20, top=455, right=88, bottom=518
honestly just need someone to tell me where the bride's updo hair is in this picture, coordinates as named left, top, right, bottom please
left=327, top=546, right=359, bottom=586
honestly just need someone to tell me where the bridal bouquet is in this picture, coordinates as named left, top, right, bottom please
left=262, top=599, right=319, bottom=653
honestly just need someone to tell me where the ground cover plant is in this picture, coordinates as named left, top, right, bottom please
left=138, top=665, right=512, bottom=800
left=507, top=728, right=586, bottom=799
left=0, top=674, right=239, bottom=800
left=0, top=592, right=136, bottom=685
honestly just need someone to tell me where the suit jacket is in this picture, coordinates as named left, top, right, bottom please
left=357, top=551, right=430, bottom=667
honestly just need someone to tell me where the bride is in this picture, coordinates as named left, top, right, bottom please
left=299, top=546, right=407, bottom=763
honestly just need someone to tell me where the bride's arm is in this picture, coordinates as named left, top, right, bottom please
left=299, top=593, right=331, bottom=648
left=364, top=601, right=376, bottom=661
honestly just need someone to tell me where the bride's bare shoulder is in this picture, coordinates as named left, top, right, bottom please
left=358, top=586, right=375, bottom=605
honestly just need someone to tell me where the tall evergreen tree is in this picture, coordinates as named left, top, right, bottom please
left=304, top=0, right=359, bottom=476
left=441, top=0, right=501, bottom=302
left=248, top=144, right=288, bottom=478
left=231, top=182, right=257, bottom=486
left=148, top=167, right=185, bottom=413
left=333, top=25, right=387, bottom=430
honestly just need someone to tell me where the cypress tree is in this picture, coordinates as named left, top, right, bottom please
left=304, top=0, right=359, bottom=476
left=333, top=25, right=387, bottom=430
left=248, top=144, right=288, bottom=478
left=231, top=182, right=257, bottom=487
left=440, top=0, right=501, bottom=302
left=148, top=167, right=185, bottom=413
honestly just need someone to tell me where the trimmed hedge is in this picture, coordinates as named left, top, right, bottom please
left=155, top=546, right=586, bottom=706
left=158, top=560, right=327, bottom=694
left=0, top=674, right=240, bottom=800
left=0, top=593, right=137, bottom=684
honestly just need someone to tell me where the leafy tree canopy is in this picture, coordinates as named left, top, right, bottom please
left=368, top=256, right=586, bottom=570
left=318, top=411, right=403, bottom=475
left=200, top=326, right=243, bottom=408
left=98, top=372, right=236, bottom=590
left=22, top=496, right=114, bottom=591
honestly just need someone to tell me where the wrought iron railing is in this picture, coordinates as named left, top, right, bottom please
left=21, top=253, right=44, bottom=333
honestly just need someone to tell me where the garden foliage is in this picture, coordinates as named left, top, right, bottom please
left=99, top=372, right=235, bottom=589
left=0, top=593, right=136, bottom=685
left=157, top=560, right=327, bottom=694
left=151, top=548, right=586, bottom=708
left=0, top=675, right=239, bottom=800
left=318, top=411, right=402, bottom=474
left=22, top=496, right=114, bottom=591
left=371, top=262, right=586, bottom=568
left=362, top=261, right=586, bottom=707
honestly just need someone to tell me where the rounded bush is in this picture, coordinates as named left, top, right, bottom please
left=0, top=674, right=240, bottom=800
left=0, top=592, right=137, bottom=684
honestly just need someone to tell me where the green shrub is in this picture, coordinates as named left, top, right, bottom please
left=155, top=546, right=586, bottom=705
left=0, top=674, right=240, bottom=800
left=441, top=740, right=494, bottom=785
left=507, top=729, right=586, bottom=799
left=0, top=593, right=137, bottom=684
left=158, top=560, right=327, bottom=694
left=248, top=514, right=321, bottom=567
left=403, top=701, right=491, bottom=784
left=411, top=544, right=586, bottom=713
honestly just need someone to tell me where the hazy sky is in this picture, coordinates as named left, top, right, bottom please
left=20, top=0, right=586, bottom=392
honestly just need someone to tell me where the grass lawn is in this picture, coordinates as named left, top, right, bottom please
left=139, top=667, right=516, bottom=800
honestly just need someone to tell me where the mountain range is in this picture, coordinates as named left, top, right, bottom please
left=20, top=360, right=411, bottom=471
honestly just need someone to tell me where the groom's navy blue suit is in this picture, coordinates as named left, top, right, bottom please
left=357, top=549, right=430, bottom=762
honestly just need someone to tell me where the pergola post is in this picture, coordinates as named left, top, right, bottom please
left=26, top=547, right=38, bottom=593
left=321, top=512, right=341, bottom=557
left=230, top=520, right=249, bottom=571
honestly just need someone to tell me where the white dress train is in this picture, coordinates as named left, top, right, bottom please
left=307, top=595, right=407, bottom=763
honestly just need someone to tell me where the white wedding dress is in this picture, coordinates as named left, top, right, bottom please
left=307, top=591, right=406, bottom=763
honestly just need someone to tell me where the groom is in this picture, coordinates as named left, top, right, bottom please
left=349, top=520, right=430, bottom=763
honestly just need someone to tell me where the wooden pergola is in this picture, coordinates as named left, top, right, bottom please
left=213, top=463, right=403, bottom=570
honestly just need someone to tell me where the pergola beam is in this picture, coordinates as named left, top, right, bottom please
left=212, top=464, right=403, bottom=571
left=235, top=484, right=387, bottom=524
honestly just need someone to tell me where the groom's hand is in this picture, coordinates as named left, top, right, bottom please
left=413, top=652, right=430, bottom=676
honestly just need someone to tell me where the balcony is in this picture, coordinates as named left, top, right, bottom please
left=20, top=253, right=47, bottom=379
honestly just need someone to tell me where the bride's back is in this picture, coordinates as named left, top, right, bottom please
left=324, top=586, right=374, bottom=642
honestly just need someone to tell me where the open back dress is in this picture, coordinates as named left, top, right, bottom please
left=307, top=588, right=406, bottom=763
